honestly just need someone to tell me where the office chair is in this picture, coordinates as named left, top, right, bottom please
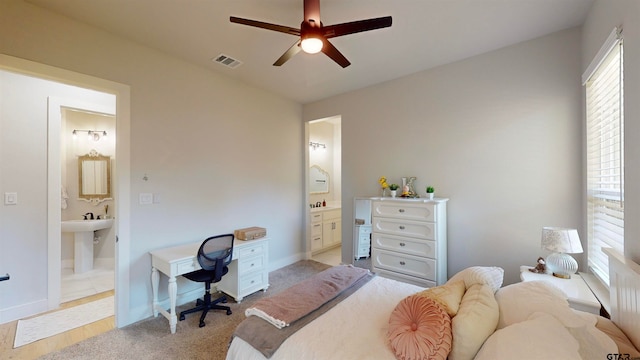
left=179, top=233, right=234, bottom=328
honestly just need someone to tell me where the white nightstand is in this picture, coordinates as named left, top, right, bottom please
left=519, top=266, right=601, bottom=315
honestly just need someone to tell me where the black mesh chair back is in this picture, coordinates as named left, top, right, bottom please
left=179, top=233, right=234, bottom=327
left=198, top=234, right=233, bottom=280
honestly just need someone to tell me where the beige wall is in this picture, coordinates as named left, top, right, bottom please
left=0, top=0, right=302, bottom=325
left=304, top=28, right=584, bottom=286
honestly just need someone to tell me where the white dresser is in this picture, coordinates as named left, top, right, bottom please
left=217, top=237, right=269, bottom=303
left=371, top=198, right=448, bottom=287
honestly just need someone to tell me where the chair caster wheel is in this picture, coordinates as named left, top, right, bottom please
left=199, top=321, right=206, bottom=328
left=226, top=309, right=232, bottom=315
left=179, top=314, right=185, bottom=321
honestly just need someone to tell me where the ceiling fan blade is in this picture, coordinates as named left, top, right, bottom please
left=323, top=16, right=392, bottom=39
left=230, top=16, right=300, bottom=36
left=304, top=0, right=321, bottom=23
left=273, top=40, right=302, bottom=66
left=321, top=39, right=351, bottom=68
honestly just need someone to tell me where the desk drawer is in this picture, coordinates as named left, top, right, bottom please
left=239, top=271, right=267, bottom=294
left=176, top=259, right=198, bottom=274
left=238, top=254, right=265, bottom=274
left=238, top=243, right=266, bottom=259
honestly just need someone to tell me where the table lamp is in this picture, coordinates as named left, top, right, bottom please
left=541, top=227, right=583, bottom=279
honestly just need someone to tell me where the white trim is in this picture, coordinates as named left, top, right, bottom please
left=582, top=27, right=622, bottom=85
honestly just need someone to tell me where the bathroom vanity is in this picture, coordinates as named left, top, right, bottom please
left=309, top=206, right=342, bottom=254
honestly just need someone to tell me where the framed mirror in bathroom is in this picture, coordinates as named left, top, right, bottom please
left=78, top=149, right=111, bottom=202
left=309, top=165, right=329, bottom=194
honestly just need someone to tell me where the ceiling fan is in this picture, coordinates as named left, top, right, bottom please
left=229, top=0, right=392, bottom=68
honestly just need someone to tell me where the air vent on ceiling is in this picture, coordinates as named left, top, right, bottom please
left=213, top=54, right=243, bottom=69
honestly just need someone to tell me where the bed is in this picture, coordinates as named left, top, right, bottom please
left=226, top=248, right=640, bottom=360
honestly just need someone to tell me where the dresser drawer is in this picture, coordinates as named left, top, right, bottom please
left=372, top=249, right=436, bottom=281
left=238, top=242, right=265, bottom=259
left=373, top=201, right=435, bottom=221
left=373, top=217, right=435, bottom=240
left=238, top=254, right=265, bottom=273
left=372, top=233, right=435, bottom=258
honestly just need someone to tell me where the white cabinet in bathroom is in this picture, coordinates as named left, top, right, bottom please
left=322, top=209, right=341, bottom=248
left=309, top=208, right=341, bottom=254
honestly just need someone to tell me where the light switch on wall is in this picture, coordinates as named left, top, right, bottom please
left=4, top=192, right=17, bottom=205
left=139, top=193, right=153, bottom=205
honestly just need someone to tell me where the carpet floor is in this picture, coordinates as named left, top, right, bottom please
left=38, top=260, right=331, bottom=360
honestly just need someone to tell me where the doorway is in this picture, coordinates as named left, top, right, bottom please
left=0, top=54, right=131, bottom=328
left=308, top=116, right=342, bottom=265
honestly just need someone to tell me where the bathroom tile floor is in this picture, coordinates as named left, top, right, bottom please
left=312, top=246, right=342, bottom=266
left=61, top=264, right=114, bottom=303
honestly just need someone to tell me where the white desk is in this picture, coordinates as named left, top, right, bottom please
left=519, top=266, right=601, bottom=314
left=151, top=238, right=269, bottom=334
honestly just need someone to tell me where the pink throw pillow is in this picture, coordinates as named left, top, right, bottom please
left=388, top=295, right=453, bottom=360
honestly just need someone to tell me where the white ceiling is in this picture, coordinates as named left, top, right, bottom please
left=27, top=0, right=594, bottom=104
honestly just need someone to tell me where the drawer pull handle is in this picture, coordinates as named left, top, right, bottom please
left=398, top=209, right=405, bottom=213
left=251, top=249, right=255, bottom=252
left=399, top=242, right=406, bottom=247
left=251, top=263, right=255, bottom=267
left=251, top=280, right=255, bottom=284
left=399, top=261, right=406, bottom=266
left=399, top=226, right=405, bottom=230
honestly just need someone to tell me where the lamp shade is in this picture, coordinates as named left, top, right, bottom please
left=541, top=227, right=583, bottom=254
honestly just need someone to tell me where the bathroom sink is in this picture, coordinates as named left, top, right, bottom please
left=61, top=219, right=114, bottom=232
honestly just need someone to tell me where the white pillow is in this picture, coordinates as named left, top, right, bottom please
left=494, top=280, right=585, bottom=329
left=448, top=283, right=499, bottom=360
left=475, top=312, right=581, bottom=360
left=447, top=266, right=504, bottom=293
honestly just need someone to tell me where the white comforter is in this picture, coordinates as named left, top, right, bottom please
left=226, top=276, right=424, bottom=360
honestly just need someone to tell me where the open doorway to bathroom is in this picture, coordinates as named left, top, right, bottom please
left=308, top=116, right=342, bottom=266
left=60, top=109, right=116, bottom=303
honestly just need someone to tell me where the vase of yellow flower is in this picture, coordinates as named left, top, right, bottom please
left=378, top=177, right=389, bottom=197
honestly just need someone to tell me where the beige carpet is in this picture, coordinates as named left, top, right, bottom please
left=14, top=296, right=114, bottom=348
left=39, top=260, right=331, bottom=360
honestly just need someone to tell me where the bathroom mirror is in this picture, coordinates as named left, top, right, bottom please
left=78, top=149, right=111, bottom=202
left=309, top=165, right=329, bottom=194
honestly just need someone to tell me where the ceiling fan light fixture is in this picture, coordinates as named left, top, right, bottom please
left=301, top=36, right=323, bottom=54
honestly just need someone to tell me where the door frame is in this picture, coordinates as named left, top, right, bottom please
left=0, top=54, right=132, bottom=327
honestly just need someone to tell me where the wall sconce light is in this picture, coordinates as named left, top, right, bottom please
left=309, top=141, right=326, bottom=151
left=73, top=129, right=107, bottom=141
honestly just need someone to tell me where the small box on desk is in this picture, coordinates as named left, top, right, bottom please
left=234, top=226, right=267, bottom=240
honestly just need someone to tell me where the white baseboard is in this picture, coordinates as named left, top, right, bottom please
left=269, top=252, right=306, bottom=272
left=0, top=298, right=49, bottom=324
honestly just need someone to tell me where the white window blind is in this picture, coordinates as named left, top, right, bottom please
left=585, top=28, right=623, bottom=286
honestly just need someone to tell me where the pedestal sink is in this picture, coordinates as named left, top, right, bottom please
left=61, top=219, right=114, bottom=273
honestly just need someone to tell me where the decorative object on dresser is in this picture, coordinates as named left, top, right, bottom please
left=378, top=176, right=389, bottom=197
left=540, top=227, right=583, bottom=279
left=371, top=198, right=448, bottom=287
left=388, top=184, right=399, bottom=198
left=426, top=186, right=434, bottom=200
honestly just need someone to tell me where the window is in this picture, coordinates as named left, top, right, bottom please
left=584, top=28, right=623, bottom=286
